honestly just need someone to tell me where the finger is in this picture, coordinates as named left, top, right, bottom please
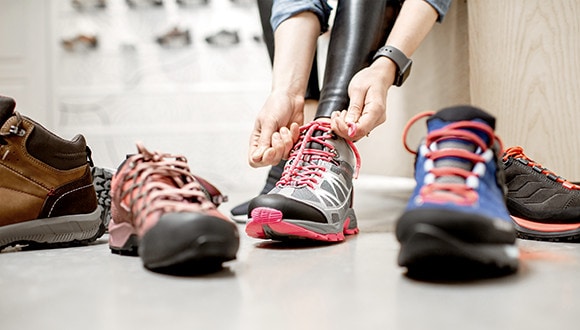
left=331, top=110, right=352, bottom=140
left=266, top=132, right=285, bottom=165
left=279, top=127, right=295, bottom=160
left=261, top=147, right=280, bottom=167
left=346, top=87, right=367, bottom=124
left=351, top=102, right=385, bottom=141
left=250, top=121, right=276, bottom=161
left=249, top=125, right=268, bottom=166
left=289, top=122, right=301, bottom=143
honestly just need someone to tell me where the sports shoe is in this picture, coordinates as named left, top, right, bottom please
left=205, top=30, right=240, bottom=47
left=229, top=160, right=284, bottom=223
left=396, top=106, right=519, bottom=279
left=0, top=96, right=103, bottom=251
left=502, top=146, right=580, bottom=241
left=108, top=143, right=239, bottom=271
left=246, top=121, right=360, bottom=242
left=91, top=165, right=114, bottom=229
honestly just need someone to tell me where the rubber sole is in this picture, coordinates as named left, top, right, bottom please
left=246, top=207, right=359, bottom=242
left=512, top=216, right=580, bottom=242
left=398, top=223, right=519, bottom=280
left=91, top=166, right=114, bottom=229
left=0, top=208, right=103, bottom=251
left=109, top=213, right=240, bottom=272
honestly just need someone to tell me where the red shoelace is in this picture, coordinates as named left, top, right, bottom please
left=402, top=111, right=501, bottom=205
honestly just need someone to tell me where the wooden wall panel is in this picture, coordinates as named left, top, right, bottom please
left=468, top=0, right=580, bottom=179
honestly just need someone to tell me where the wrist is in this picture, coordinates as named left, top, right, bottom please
left=370, top=57, right=398, bottom=86
left=372, top=45, right=413, bottom=87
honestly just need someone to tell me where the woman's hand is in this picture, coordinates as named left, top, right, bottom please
left=249, top=91, right=303, bottom=168
left=331, top=58, right=397, bottom=141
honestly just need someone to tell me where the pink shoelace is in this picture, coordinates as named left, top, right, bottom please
left=402, top=111, right=501, bottom=205
left=277, top=121, right=361, bottom=189
left=118, top=143, right=217, bottom=228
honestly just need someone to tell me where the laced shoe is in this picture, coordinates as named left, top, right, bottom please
left=246, top=121, right=360, bottom=242
left=502, top=146, right=580, bottom=241
left=396, top=106, right=519, bottom=279
left=108, top=143, right=239, bottom=271
left=0, top=96, right=103, bottom=251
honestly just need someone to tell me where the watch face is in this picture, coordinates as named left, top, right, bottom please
left=400, top=61, right=412, bottom=85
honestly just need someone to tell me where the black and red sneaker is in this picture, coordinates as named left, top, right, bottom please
left=502, top=146, right=580, bottom=242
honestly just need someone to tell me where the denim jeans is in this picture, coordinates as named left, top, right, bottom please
left=270, top=0, right=451, bottom=32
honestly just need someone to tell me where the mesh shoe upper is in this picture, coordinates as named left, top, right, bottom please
left=405, top=109, right=510, bottom=220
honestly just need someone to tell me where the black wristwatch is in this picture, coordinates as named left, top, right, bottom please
left=372, top=45, right=412, bottom=87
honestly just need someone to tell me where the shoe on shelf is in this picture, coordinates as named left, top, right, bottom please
left=61, top=34, right=98, bottom=52
left=71, top=0, right=107, bottom=9
left=229, top=160, right=285, bottom=223
left=176, top=0, right=210, bottom=6
left=156, top=26, right=192, bottom=47
left=396, top=105, right=519, bottom=279
left=126, top=0, right=163, bottom=7
left=0, top=96, right=104, bottom=251
left=108, top=143, right=239, bottom=272
left=205, top=30, right=240, bottom=47
left=502, top=146, right=580, bottom=241
left=246, top=121, right=360, bottom=242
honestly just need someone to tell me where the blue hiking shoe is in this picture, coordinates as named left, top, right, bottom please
left=396, top=105, right=519, bottom=279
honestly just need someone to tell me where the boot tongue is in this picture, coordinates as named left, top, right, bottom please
left=0, top=96, right=16, bottom=125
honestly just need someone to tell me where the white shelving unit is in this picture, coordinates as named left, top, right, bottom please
left=49, top=0, right=272, bottom=192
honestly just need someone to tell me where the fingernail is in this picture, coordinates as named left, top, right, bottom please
left=252, top=147, right=264, bottom=158
left=347, top=122, right=357, bottom=137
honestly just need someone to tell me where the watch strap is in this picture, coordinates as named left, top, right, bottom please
left=372, top=45, right=412, bottom=87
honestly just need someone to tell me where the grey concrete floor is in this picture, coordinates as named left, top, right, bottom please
left=2, top=185, right=580, bottom=330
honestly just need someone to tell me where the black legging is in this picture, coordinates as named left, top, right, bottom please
left=256, top=0, right=401, bottom=118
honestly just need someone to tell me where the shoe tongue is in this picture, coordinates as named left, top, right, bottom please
left=426, top=105, right=496, bottom=185
left=427, top=105, right=495, bottom=146
left=0, top=96, right=16, bottom=126
left=433, top=141, right=476, bottom=185
left=428, top=105, right=496, bottom=129
left=305, top=129, right=327, bottom=150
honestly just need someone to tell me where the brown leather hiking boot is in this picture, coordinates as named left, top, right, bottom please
left=0, top=96, right=104, bottom=251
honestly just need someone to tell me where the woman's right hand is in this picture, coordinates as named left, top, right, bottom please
left=248, top=91, right=304, bottom=168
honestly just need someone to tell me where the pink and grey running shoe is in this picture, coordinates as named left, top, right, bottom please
left=108, top=143, right=239, bottom=271
left=247, top=121, right=360, bottom=242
